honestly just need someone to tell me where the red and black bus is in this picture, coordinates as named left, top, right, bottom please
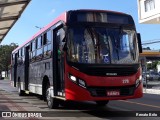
left=11, top=9, right=143, bottom=109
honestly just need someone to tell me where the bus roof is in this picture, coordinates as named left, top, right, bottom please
left=12, top=9, right=131, bottom=53
left=12, top=12, right=67, bottom=53
left=72, top=9, right=128, bottom=15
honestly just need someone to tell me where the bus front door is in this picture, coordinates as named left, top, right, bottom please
left=53, top=27, right=65, bottom=96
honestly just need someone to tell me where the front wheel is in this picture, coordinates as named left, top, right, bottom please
left=46, top=87, right=59, bottom=109
left=95, top=100, right=109, bottom=106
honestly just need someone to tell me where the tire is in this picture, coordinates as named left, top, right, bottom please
left=95, top=100, right=109, bottom=106
left=46, top=86, right=59, bottom=109
left=18, top=82, right=25, bottom=96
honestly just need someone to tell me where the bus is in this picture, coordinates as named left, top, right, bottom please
left=11, top=9, right=143, bottom=109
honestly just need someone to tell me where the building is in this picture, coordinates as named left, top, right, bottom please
left=137, top=0, right=160, bottom=24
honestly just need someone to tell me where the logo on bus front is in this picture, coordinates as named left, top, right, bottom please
left=106, top=73, right=117, bottom=76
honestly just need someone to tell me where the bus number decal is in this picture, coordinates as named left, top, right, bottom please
left=122, top=79, right=129, bottom=84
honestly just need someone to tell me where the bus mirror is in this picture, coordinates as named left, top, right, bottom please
left=137, top=33, right=142, bottom=53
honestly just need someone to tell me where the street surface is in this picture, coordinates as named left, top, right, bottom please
left=0, top=80, right=160, bottom=120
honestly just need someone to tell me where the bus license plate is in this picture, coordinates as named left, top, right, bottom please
left=107, top=90, right=120, bottom=96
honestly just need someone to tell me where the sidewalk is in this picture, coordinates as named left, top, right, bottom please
left=143, top=80, right=160, bottom=95
left=143, top=88, right=160, bottom=95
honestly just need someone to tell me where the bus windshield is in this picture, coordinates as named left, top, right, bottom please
left=67, top=26, right=138, bottom=64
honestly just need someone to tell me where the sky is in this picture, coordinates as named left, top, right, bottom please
left=1, top=0, right=160, bottom=50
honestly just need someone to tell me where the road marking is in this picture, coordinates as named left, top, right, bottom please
left=119, top=100, right=160, bottom=109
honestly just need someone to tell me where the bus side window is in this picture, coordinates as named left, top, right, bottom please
left=30, top=42, right=32, bottom=60
left=22, top=47, right=25, bottom=63
left=36, top=36, right=43, bottom=59
left=47, top=30, right=52, bottom=52
left=22, top=47, right=24, bottom=56
left=17, top=49, right=21, bottom=65
left=18, top=48, right=24, bottom=65
left=19, top=49, right=21, bottom=57
left=43, top=30, right=51, bottom=57
left=43, top=33, right=47, bottom=55
left=31, top=40, right=36, bottom=61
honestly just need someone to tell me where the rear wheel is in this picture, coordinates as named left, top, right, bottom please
left=46, top=86, right=59, bottom=109
left=95, top=100, right=109, bottom=106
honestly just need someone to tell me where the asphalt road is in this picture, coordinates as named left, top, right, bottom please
left=0, top=79, right=160, bottom=120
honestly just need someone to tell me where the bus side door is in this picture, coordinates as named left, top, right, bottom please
left=53, top=27, right=65, bottom=96
left=24, top=46, right=30, bottom=90
left=13, top=53, right=18, bottom=87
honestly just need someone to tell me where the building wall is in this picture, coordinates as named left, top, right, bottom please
left=138, top=0, right=160, bottom=23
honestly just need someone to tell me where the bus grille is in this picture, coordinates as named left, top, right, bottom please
left=68, top=62, right=139, bottom=76
left=85, top=68, right=137, bottom=76
left=88, top=86, right=135, bottom=97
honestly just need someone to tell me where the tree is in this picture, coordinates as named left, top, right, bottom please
left=143, top=47, right=151, bottom=50
left=0, top=43, right=18, bottom=77
left=147, top=61, right=159, bottom=71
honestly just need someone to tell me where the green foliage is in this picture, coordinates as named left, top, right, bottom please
left=147, top=61, right=159, bottom=70
left=0, top=43, right=18, bottom=73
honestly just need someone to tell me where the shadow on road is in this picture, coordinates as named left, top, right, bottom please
left=54, top=100, right=133, bottom=118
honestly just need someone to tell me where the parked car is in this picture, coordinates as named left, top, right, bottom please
left=146, top=71, right=160, bottom=81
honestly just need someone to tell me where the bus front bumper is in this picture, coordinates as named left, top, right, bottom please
left=65, top=80, right=143, bottom=101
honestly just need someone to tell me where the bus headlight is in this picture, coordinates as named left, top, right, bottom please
left=69, top=74, right=77, bottom=83
left=68, top=73, right=87, bottom=88
left=136, top=75, right=142, bottom=88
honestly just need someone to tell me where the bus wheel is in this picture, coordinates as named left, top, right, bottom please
left=46, top=87, right=59, bottom=109
left=95, top=100, right=109, bottom=106
left=18, top=82, right=25, bottom=96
